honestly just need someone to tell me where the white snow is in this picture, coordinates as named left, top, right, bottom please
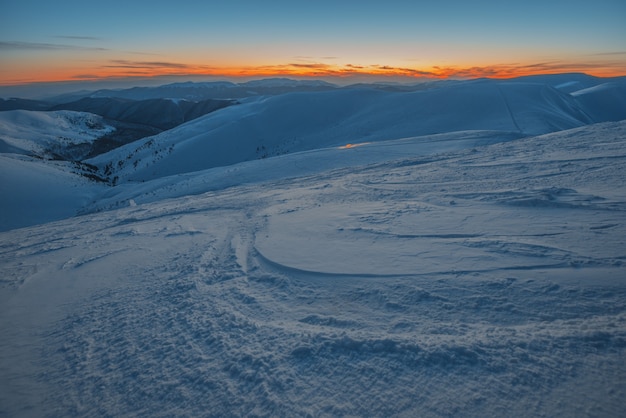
left=1, top=77, right=625, bottom=417
left=87, top=80, right=593, bottom=182
left=0, top=155, right=107, bottom=231
left=572, top=81, right=626, bottom=122
left=0, top=110, right=115, bottom=159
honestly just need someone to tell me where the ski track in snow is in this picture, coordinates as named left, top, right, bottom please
left=1, top=121, right=626, bottom=417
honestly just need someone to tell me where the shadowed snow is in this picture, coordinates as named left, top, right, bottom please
left=1, top=76, right=625, bottom=417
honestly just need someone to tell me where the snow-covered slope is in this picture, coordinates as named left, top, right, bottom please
left=0, top=110, right=115, bottom=159
left=1, top=121, right=625, bottom=417
left=85, top=130, right=524, bottom=212
left=572, top=81, right=626, bottom=122
left=0, top=155, right=106, bottom=231
left=511, top=73, right=617, bottom=93
left=88, top=80, right=593, bottom=182
left=50, top=97, right=234, bottom=131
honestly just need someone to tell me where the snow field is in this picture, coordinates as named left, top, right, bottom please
left=0, top=110, right=114, bottom=159
left=1, top=121, right=625, bottom=417
left=0, top=155, right=107, bottom=231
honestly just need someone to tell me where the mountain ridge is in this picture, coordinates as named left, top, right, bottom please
left=86, top=78, right=602, bottom=182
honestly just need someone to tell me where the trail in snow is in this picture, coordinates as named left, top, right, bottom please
left=1, top=121, right=625, bottom=417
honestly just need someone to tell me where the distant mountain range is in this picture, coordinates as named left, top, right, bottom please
left=38, top=78, right=340, bottom=103
left=1, top=73, right=625, bottom=183
left=84, top=75, right=626, bottom=183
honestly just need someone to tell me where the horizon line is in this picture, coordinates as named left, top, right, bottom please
left=2, top=58, right=626, bottom=87
left=2, top=70, right=626, bottom=89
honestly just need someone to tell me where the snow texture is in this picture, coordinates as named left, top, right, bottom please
left=0, top=110, right=114, bottom=159
left=1, top=76, right=625, bottom=417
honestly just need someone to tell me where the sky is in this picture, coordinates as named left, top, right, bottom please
left=1, top=0, right=626, bottom=86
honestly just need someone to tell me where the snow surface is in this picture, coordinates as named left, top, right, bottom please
left=0, top=110, right=115, bottom=159
left=1, top=77, right=626, bottom=417
left=0, top=155, right=107, bottom=231
left=571, top=81, right=626, bottom=122
left=87, top=80, right=593, bottom=182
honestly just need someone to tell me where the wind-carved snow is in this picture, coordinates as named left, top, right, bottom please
left=1, top=120, right=625, bottom=417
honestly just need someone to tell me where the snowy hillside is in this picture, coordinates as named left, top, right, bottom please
left=88, top=79, right=594, bottom=182
left=1, top=74, right=626, bottom=417
left=0, top=155, right=107, bottom=231
left=1, top=120, right=625, bottom=417
left=50, top=97, right=234, bottom=131
left=572, top=81, right=626, bottom=122
left=0, top=110, right=115, bottom=159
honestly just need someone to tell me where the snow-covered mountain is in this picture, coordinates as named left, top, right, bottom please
left=572, top=81, right=626, bottom=122
left=49, top=97, right=235, bottom=130
left=1, top=74, right=625, bottom=417
left=49, top=78, right=339, bottom=102
left=0, top=97, right=236, bottom=161
left=239, top=77, right=337, bottom=88
left=0, top=110, right=115, bottom=160
left=0, top=98, right=51, bottom=111
left=87, top=79, right=594, bottom=182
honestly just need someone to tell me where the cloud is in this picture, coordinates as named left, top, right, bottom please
left=590, top=51, right=626, bottom=56
left=16, top=56, right=621, bottom=86
left=0, top=41, right=107, bottom=51
left=104, top=60, right=192, bottom=69
left=428, top=60, right=626, bottom=79
left=288, top=63, right=335, bottom=70
left=71, top=74, right=103, bottom=80
left=374, top=65, right=435, bottom=77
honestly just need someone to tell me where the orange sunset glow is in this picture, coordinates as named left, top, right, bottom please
left=1, top=1, right=625, bottom=88
left=3, top=59, right=626, bottom=87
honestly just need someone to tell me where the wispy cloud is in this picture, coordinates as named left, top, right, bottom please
left=590, top=51, right=626, bottom=56
left=104, top=60, right=192, bottom=69
left=276, top=59, right=624, bottom=79
left=288, top=63, right=335, bottom=70
left=92, top=60, right=221, bottom=79
left=0, top=41, right=107, bottom=51
left=71, top=74, right=103, bottom=80
left=12, top=57, right=622, bottom=87
left=374, top=65, right=435, bottom=77
left=426, top=60, right=626, bottom=79
left=81, top=58, right=626, bottom=82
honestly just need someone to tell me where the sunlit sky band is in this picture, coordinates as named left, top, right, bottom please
left=1, top=0, right=625, bottom=85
